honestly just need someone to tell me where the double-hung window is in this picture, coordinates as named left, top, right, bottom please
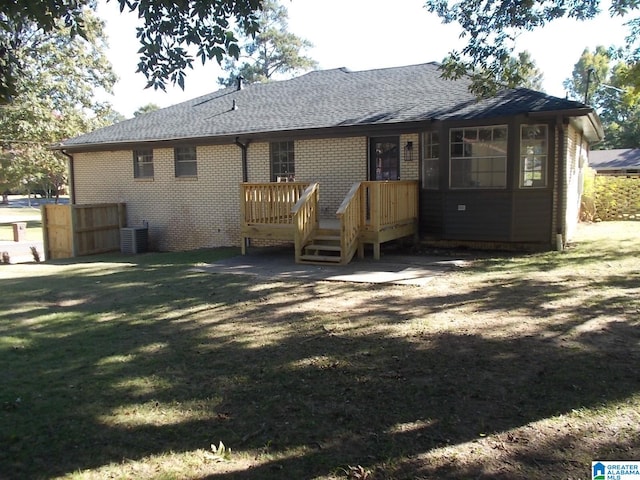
left=520, top=125, right=548, bottom=188
left=270, top=141, right=295, bottom=182
left=133, top=148, right=154, bottom=179
left=422, top=131, right=440, bottom=189
left=174, top=146, right=197, bottom=177
left=450, top=126, right=507, bottom=188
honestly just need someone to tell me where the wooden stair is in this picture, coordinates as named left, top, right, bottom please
left=298, top=228, right=343, bottom=264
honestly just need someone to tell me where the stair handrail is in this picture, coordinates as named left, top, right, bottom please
left=336, top=182, right=364, bottom=264
left=292, top=182, right=320, bottom=263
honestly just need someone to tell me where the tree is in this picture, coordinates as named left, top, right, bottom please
left=505, top=51, right=545, bottom=91
left=0, top=11, right=119, bottom=201
left=134, top=103, right=161, bottom=117
left=217, top=0, right=317, bottom=87
left=564, top=46, right=640, bottom=148
left=563, top=46, right=612, bottom=105
left=424, top=0, right=640, bottom=97
left=0, top=0, right=264, bottom=104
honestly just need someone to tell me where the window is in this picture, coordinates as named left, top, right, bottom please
left=520, top=125, right=548, bottom=187
left=422, top=131, right=440, bottom=189
left=133, top=149, right=154, bottom=179
left=271, top=141, right=295, bottom=182
left=174, top=146, right=197, bottom=177
left=450, top=126, right=507, bottom=188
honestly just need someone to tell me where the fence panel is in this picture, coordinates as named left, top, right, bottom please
left=42, top=205, right=73, bottom=259
left=42, top=203, right=126, bottom=260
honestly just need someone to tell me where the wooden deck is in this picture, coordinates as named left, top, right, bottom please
left=240, top=181, right=418, bottom=264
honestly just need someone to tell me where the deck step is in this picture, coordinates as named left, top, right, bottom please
left=298, top=253, right=342, bottom=264
left=305, top=243, right=342, bottom=252
left=315, top=228, right=340, bottom=237
left=312, top=235, right=340, bottom=243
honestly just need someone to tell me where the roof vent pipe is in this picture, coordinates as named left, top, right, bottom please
left=232, top=99, right=238, bottom=110
left=236, top=75, right=244, bottom=91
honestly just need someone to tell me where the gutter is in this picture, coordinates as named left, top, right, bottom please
left=60, top=149, right=75, bottom=204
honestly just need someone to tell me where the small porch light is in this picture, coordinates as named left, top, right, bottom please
left=404, top=141, right=414, bottom=161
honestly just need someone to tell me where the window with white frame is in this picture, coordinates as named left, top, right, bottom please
left=133, top=148, right=154, bottom=179
left=450, top=126, right=507, bottom=188
left=270, top=141, right=295, bottom=182
left=520, top=125, right=548, bottom=187
left=174, top=146, right=197, bottom=177
left=422, top=131, right=439, bottom=189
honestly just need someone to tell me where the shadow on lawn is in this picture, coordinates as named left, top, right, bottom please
left=0, top=247, right=639, bottom=479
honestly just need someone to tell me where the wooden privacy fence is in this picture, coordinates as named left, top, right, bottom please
left=42, top=203, right=126, bottom=259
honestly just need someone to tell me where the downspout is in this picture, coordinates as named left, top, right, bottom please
left=235, top=137, right=249, bottom=183
left=61, top=149, right=75, bottom=204
left=555, top=119, right=566, bottom=251
left=235, top=137, right=250, bottom=252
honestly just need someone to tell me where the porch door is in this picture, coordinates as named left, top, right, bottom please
left=369, top=137, right=400, bottom=181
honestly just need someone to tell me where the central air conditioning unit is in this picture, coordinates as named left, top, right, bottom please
left=120, top=226, right=148, bottom=254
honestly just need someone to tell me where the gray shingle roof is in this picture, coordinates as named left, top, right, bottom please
left=589, top=148, right=640, bottom=170
left=60, top=62, right=595, bottom=149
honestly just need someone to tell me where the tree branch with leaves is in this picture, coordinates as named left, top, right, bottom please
left=0, top=11, right=119, bottom=200
left=425, top=0, right=640, bottom=97
left=0, top=0, right=264, bottom=103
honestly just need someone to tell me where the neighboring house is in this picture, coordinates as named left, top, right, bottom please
left=57, top=62, right=603, bottom=255
left=589, top=148, right=640, bottom=176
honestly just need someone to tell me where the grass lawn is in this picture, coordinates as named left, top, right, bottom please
left=1, top=222, right=639, bottom=479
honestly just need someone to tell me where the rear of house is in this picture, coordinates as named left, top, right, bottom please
left=59, top=63, right=603, bottom=254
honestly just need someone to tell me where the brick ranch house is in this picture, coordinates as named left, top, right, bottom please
left=57, top=62, right=603, bottom=261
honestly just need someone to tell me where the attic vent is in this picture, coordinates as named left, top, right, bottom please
left=120, top=227, right=148, bottom=254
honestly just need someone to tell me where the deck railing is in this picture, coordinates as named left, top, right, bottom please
left=241, top=182, right=310, bottom=225
left=240, top=180, right=418, bottom=262
left=363, top=180, right=418, bottom=231
left=336, top=182, right=365, bottom=264
left=292, top=183, right=320, bottom=262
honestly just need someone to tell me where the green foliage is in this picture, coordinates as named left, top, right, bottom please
left=133, top=103, right=161, bottom=117
left=505, top=51, right=545, bottom=91
left=0, top=11, right=118, bottom=196
left=425, top=0, right=640, bottom=97
left=563, top=46, right=612, bottom=104
left=440, top=49, right=544, bottom=97
left=580, top=167, right=597, bottom=221
left=0, top=0, right=264, bottom=103
left=218, top=0, right=317, bottom=87
left=565, top=47, right=640, bottom=148
left=592, top=175, right=640, bottom=220
left=206, top=441, right=232, bottom=462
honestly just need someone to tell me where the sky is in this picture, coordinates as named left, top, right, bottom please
left=96, top=0, right=633, bottom=118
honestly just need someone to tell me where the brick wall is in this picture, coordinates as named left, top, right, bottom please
left=73, top=133, right=421, bottom=251
left=74, top=145, right=243, bottom=251
left=242, top=135, right=419, bottom=217
left=400, top=133, right=420, bottom=181
left=565, top=124, right=588, bottom=242
left=296, top=137, right=366, bottom=216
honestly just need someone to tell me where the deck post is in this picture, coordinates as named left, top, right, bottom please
left=240, top=185, right=247, bottom=255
